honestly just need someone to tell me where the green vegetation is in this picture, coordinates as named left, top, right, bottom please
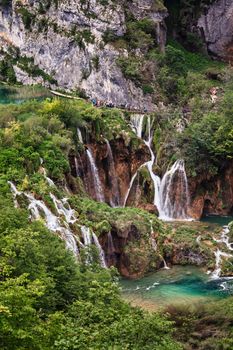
left=0, top=196, right=182, bottom=349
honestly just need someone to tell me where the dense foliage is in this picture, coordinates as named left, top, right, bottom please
left=0, top=196, right=181, bottom=349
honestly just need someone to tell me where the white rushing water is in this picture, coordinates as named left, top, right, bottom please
left=212, top=224, right=233, bottom=279
left=105, top=139, right=120, bottom=207
left=159, top=160, right=190, bottom=220
left=77, top=128, right=83, bottom=144
left=25, top=192, right=79, bottom=256
left=81, top=226, right=107, bottom=267
left=127, top=115, right=191, bottom=221
left=92, top=232, right=107, bottom=268
left=86, top=148, right=105, bottom=203
left=8, top=181, right=107, bottom=267
left=74, top=157, right=80, bottom=177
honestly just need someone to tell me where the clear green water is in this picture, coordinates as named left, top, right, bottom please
left=0, top=84, right=51, bottom=104
left=201, top=215, right=233, bottom=226
left=121, top=216, right=233, bottom=310
left=120, top=266, right=233, bottom=310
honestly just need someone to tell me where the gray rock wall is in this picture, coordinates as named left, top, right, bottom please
left=0, top=0, right=167, bottom=110
left=198, top=0, right=233, bottom=60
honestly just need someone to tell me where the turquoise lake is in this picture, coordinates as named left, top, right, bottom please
left=0, top=84, right=51, bottom=104
left=120, top=217, right=233, bottom=310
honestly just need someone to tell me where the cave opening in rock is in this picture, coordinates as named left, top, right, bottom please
left=164, top=0, right=210, bottom=52
left=202, top=199, right=213, bottom=216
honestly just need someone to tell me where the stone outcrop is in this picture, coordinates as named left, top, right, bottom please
left=188, top=161, right=233, bottom=219
left=0, top=0, right=167, bottom=110
left=198, top=0, right=233, bottom=61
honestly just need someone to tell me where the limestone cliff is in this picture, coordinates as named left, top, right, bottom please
left=198, top=0, right=233, bottom=61
left=0, top=0, right=167, bottom=110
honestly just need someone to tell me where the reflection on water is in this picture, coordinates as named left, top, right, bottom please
left=120, top=266, right=233, bottom=311
left=0, top=84, right=51, bottom=104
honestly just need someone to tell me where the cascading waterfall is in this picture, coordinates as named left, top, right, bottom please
left=74, top=157, right=80, bottom=177
left=159, top=160, right=190, bottom=220
left=92, top=232, right=107, bottom=268
left=81, top=226, right=92, bottom=246
left=77, top=128, right=83, bottom=144
left=86, top=148, right=105, bottom=202
left=39, top=159, right=55, bottom=187
left=130, top=114, right=145, bottom=138
left=105, top=139, right=120, bottom=207
left=23, top=191, right=79, bottom=256
left=8, top=181, right=21, bottom=207
left=212, top=224, right=233, bottom=279
left=8, top=182, right=107, bottom=268
left=81, top=226, right=107, bottom=267
left=127, top=115, right=191, bottom=221
left=50, top=193, right=76, bottom=224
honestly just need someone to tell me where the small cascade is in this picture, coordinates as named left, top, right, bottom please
left=9, top=181, right=108, bottom=268
left=74, top=157, right=80, bottom=177
left=86, top=148, right=105, bottom=202
left=215, top=225, right=233, bottom=251
left=25, top=192, right=79, bottom=256
left=8, top=181, right=21, bottom=207
left=105, top=139, right=120, bottom=207
left=162, top=257, right=170, bottom=270
left=41, top=167, right=55, bottom=187
left=107, top=231, right=114, bottom=253
left=159, top=160, right=190, bottom=220
left=39, top=159, right=55, bottom=187
left=212, top=250, right=232, bottom=279
left=212, top=224, right=233, bottom=279
left=77, top=128, right=83, bottom=144
left=81, top=226, right=92, bottom=265
left=50, top=194, right=77, bottom=224
left=92, top=232, right=107, bottom=268
left=81, top=226, right=92, bottom=246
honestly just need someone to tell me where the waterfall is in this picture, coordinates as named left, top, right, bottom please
left=214, top=225, right=233, bottom=251
left=212, top=224, right=233, bottom=279
left=159, top=160, right=190, bottom=220
left=41, top=166, right=55, bottom=187
left=74, top=157, right=80, bottom=177
left=77, top=128, right=83, bottom=143
left=105, top=139, right=120, bottom=207
left=81, top=227, right=107, bottom=268
left=25, top=192, right=79, bottom=256
left=130, top=114, right=145, bottom=138
left=81, top=226, right=92, bottom=246
left=81, top=226, right=92, bottom=265
left=8, top=181, right=108, bottom=268
left=162, top=257, right=170, bottom=270
left=86, top=148, right=105, bottom=202
left=8, top=181, right=21, bottom=207
left=50, top=194, right=76, bottom=224
left=92, top=232, right=107, bottom=268
left=212, top=250, right=232, bottom=279
left=107, top=231, right=114, bottom=253
left=127, top=115, right=191, bottom=221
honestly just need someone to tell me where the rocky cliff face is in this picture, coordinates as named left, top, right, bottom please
left=0, top=0, right=167, bottom=110
left=198, top=0, right=233, bottom=61
left=188, top=161, right=233, bottom=219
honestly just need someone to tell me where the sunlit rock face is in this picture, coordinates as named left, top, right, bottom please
left=198, top=0, right=233, bottom=61
left=0, top=0, right=167, bottom=110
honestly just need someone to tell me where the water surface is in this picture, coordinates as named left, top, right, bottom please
left=0, top=84, right=51, bottom=104
left=120, top=266, right=233, bottom=311
left=201, top=215, right=233, bottom=226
